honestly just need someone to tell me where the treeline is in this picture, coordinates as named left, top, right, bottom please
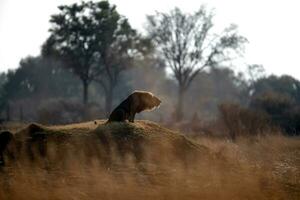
left=0, top=1, right=299, bottom=136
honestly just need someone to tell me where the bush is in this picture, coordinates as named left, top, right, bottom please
left=250, top=92, right=300, bottom=135
left=37, top=99, right=104, bottom=125
left=219, top=103, right=271, bottom=140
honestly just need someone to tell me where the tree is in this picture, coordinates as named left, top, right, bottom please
left=90, top=3, right=152, bottom=115
left=247, top=64, right=265, bottom=84
left=249, top=75, right=300, bottom=135
left=250, top=75, right=300, bottom=102
left=146, top=6, right=247, bottom=121
left=0, top=56, right=80, bottom=121
left=44, top=1, right=150, bottom=111
left=0, top=73, right=8, bottom=119
left=43, top=1, right=111, bottom=105
left=187, top=67, right=248, bottom=118
left=250, top=92, right=299, bottom=135
left=2, top=56, right=79, bottom=100
left=43, top=1, right=98, bottom=104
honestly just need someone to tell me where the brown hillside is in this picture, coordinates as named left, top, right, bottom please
left=4, top=120, right=209, bottom=167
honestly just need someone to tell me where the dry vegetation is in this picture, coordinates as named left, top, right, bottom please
left=0, top=120, right=299, bottom=200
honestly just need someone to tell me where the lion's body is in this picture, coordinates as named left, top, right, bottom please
left=107, top=91, right=161, bottom=123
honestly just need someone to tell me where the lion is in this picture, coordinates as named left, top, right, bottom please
left=107, top=91, right=161, bottom=123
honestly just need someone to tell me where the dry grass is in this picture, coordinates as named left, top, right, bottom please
left=0, top=120, right=299, bottom=200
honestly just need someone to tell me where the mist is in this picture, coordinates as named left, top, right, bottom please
left=0, top=1, right=299, bottom=199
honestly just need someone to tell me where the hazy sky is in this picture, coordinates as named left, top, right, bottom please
left=0, top=0, right=299, bottom=78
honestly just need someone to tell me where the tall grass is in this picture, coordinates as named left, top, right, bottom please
left=0, top=130, right=299, bottom=200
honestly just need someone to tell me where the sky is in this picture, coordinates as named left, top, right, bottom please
left=0, top=0, right=299, bottom=78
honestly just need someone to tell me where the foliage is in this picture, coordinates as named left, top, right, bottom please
left=248, top=75, right=300, bottom=135
left=44, top=0, right=151, bottom=108
left=251, top=75, right=300, bottom=102
left=37, top=98, right=104, bottom=125
left=250, top=92, right=300, bottom=135
left=247, top=64, right=265, bottom=83
left=2, top=2, right=300, bottom=132
left=37, top=98, right=85, bottom=124
left=188, top=67, right=248, bottom=118
left=219, top=103, right=271, bottom=140
left=2, top=56, right=79, bottom=100
left=0, top=56, right=81, bottom=120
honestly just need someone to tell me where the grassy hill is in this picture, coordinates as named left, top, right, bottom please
left=5, top=120, right=209, bottom=168
left=0, top=120, right=299, bottom=200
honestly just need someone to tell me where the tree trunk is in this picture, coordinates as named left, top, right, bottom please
left=176, top=86, right=185, bottom=121
left=19, top=105, right=23, bottom=121
left=6, top=103, right=10, bottom=121
left=82, top=80, right=89, bottom=105
left=105, top=86, right=114, bottom=117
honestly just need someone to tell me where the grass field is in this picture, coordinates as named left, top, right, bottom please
left=0, top=120, right=299, bottom=200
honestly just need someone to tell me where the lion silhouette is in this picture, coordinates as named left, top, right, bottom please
left=107, top=91, right=161, bottom=123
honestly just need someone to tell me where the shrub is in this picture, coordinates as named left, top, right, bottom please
left=37, top=99, right=103, bottom=125
left=218, top=103, right=271, bottom=140
left=250, top=92, right=300, bottom=135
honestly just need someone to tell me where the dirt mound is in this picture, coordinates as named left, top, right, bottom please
left=3, top=120, right=209, bottom=167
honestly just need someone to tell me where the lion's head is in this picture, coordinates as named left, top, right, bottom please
left=132, top=91, right=161, bottom=112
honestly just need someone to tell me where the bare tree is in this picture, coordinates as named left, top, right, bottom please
left=147, top=6, right=247, bottom=121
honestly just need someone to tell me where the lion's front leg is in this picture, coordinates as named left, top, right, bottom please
left=129, top=112, right=135, bottom=123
